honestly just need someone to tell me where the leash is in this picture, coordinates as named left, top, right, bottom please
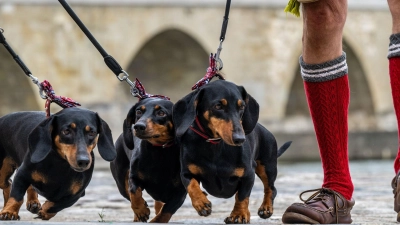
left=192, top=0, right=231, bottom=90
left=0, top=28, right=80, bottom=118
left=58, top=0, right=152, bottom=99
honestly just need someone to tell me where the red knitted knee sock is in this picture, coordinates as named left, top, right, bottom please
left=390, top=57, right=400, bottom=173
left=304, top=75, right=354, bottom=200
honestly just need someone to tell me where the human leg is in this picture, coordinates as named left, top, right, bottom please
left=387, top=0, right=400, bottom=221
left=282, top=0, right=355, bottom=223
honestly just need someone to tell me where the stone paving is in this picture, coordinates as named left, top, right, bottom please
left=0, top=159, right=396, bottom=224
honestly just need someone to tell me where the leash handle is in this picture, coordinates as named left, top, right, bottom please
left=58, top=0, right=123, bottom=77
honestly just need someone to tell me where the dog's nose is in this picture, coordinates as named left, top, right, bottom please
left=77, top=156, right=90, bottom=168
left=133, top=123, right=146, bottom=132
left=232, top=134, right=246, bottom=146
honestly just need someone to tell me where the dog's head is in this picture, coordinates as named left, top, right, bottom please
left=28, top=108, right=116, bottom=172
left=123, top=98, right=175, bottom=149
left=173, top=80, right=259, bottom=146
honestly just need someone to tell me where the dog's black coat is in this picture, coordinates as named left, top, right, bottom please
left=0, top=107, right=115, bottom=220
left=173, top=80, right=291, bottom=224
left=110, top=98, right=186, bottom=223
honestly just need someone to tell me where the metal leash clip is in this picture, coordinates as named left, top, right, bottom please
left=214, top=40, right=224, bottom=71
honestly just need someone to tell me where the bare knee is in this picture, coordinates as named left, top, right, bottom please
left=303, top=0, right=347, bottom=33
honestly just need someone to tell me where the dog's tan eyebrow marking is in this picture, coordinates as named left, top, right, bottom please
left=221, top=99, right=228, bottom=106
left=85, top=125, right=90, bottom=132
left=70, top=123, right=76, bottom=129
left=140, top=105, right=146, bottom=111
left=154, top=105, right=161, bottom=110
left=237, top=100, right=243, bottom=107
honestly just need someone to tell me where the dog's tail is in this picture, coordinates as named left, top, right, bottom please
left=277, top=141, right=292, bottom=158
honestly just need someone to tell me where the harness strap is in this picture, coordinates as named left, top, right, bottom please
left=189, top=117, right=221, bottom=145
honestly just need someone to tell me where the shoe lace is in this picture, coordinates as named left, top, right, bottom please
left=299, top=188, right=346, bottom=224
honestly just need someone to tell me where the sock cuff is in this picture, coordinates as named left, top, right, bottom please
left=388, top=33, right=400, bottom=59
left=300, top=52, right=348, bottom=82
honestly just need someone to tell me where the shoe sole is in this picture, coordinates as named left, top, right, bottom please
left=282, top=212, right=319, bottom=224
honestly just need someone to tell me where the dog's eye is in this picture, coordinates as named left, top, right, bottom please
left=136, top=110, right=143, bottom=117
left=62, top=129, right=71, bottom=136
left=214, top=103, right=222, bottom=110
left=157, top=110, right=166, bottom=117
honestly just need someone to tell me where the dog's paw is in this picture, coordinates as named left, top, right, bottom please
left=224, top=209, right=250, bottom=224
left=257, top=205, right=273, bottom=219
left=132, top=206, right=150, bottom=222
left=35, top=210, right=56, bottom=220
left=0, top=210, right=20, bottom=220
left=192, top=197, right=212, bottom=217
left=26, top=200, right=41, bottom=214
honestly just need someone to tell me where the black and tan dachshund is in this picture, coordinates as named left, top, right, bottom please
left=110, top=97, right=186, bottom=223
left=0, top=107, right=116, bottom=220
left=173, top=80, right=291, bottom=224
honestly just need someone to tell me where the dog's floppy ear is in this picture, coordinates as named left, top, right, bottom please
left=239, top=86, right=260, bottom=134
left=123, top=105, right=138, bottom=150
left=173, top=89, right=203, bottom=138
left=29, top=116, right=56, bottom=163
left=95, top=113, right=116, bottom=161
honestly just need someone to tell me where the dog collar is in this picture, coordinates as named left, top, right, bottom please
left=189, top=117, right=221, bottom=144
left=151, top=140, right=175, bottom=148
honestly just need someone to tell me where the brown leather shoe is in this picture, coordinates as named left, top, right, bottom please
left=282, top=188, right=355, bottom=224
left=391, top=171, right=400, bottom=221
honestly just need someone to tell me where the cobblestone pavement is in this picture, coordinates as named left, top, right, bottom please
left=0, top=159, right=396, bottom=224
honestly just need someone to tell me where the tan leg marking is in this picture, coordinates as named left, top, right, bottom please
left=154, top=201, right=164, bottom=215
left=129, top=187, right=150, bottom=222
left=150, top=212, right=172, bottom=223
left=0, top=197, right=23, bottom=220
left=0, top=157, right=17, bottom=206
left=37, top=201, right=57, bottom=220
left=26, top=185, right=41, bottom=214
left=255, top=160, right=273, bottom=218
left=224, top=194, right=250, bottom=224
left=187, top=179, right=211, bottom=216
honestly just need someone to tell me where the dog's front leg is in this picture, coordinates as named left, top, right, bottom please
left=0, top=169, right=31, bottom=220
left=35, top=201, right=57, bottom=220
left=187, top=178, right=212, bottom=217
left=129, top=187, right=150, bottom=222
left=224, top=175, right=254, bottom=224
left=26, top=185, right=41, bottom=214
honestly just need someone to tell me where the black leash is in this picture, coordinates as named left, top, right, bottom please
left=0, top=27, right=44, bottom=96
left=58, top=0, right=140, bottom=97
left=0, top=27, right=81, bottom=115
left=215, top=0, right=231, bottom=71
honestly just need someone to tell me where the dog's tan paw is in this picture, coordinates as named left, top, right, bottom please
left=224, top=209, right=250, bottom=224
left=26, top=199, right=41, bottom=214
left=0, top=210, right=20, bottom=220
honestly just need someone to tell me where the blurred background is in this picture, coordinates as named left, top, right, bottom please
left=0, top=0, right=396, bottom=161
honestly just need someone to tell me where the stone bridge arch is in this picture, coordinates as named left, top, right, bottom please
left=284, top=39, right=376, bottom=131
left=125, top=28, right=209, bottom=102
left=0, top=47, right=40, bottom=116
